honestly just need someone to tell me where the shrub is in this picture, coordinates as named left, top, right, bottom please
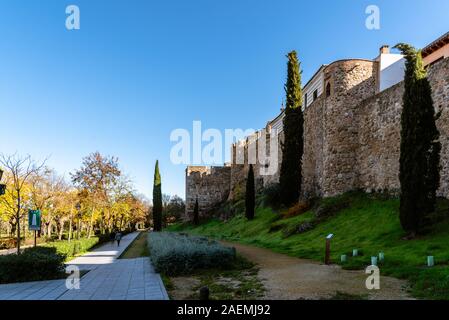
left=263, top=183, right=281, bottom=209
left=283, top=200, right=311, bottom=219
left=0, top=247, right=66, bottom=284
left=0, top=238, right=17, bottom=250
left=44, top=237, right=99, bottom=260
left=314, top=199, right=350, bottom=223
left=148, top=232, right=236, bottom=276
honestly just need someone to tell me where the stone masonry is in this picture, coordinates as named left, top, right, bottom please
left=185, top=57, right=449, bottom=218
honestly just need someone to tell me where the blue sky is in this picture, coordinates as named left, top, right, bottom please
left=0, top=0, right=448, bottom=201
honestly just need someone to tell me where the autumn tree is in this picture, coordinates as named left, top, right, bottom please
left=71, top=152, right=121, bottom=234
left=0, top=154, right=46, bottom=253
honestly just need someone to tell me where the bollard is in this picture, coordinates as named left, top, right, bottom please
left=427, top=256, right=434, bottom=267
left=378, top=252, right=384, bottom=262
left=341, top=254, right=347, bottom=263
left=353, top=249, right=358, bottom=257
left=325, top=234, right=334, bottom=265
left=371, top=256, right=378, bottom=266
left=199, top=286, right=210, bottom=300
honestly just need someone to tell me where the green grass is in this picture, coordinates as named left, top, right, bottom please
left=120, top=232, right=149, bottom=259
left=168, top=192, right=449, bottom=300
left=43, top=237, right=100, bottom=261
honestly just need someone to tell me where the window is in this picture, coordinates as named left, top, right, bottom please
left=304, top=93, right=308, bottom=108
left=313, top=90, right=318, bottom=101
left=326, top=82, right=331, bottom=97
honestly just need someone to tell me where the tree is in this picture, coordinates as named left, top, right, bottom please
left=279, top=51, right=304, bottom=207
left=164, top=195, right=185, bottom=224
left=0, top=154, right=46, bottom=253
left=152, top=160, right=163, bottom=231
left=29, top=168, right=65, bottom=238
left=395, top=43, right=441, bottom=236
left=71, top=152, right=121, bottom=234
left=193, top=197, right=199, bottom=226
left=245, top=164, right=255, bottom=220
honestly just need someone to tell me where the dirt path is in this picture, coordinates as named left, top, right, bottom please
left=223, top=242, right=412, bottom=300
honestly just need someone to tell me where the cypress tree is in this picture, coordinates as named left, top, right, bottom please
left=395, top=43, right=441, bottom=235
left=152, top=160, right=163, bottom=232
left=193, top=197, right=199, bottom=226
left=279, top=51, right=304, bottom=207
left=245, top=164, right=255, bottom=220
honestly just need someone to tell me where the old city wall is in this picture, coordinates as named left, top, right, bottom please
left=185, top=57, right=449, bottom=218
left=185, top=166, right=231, bottom=219
left=356, top=58, right=449, bottom=197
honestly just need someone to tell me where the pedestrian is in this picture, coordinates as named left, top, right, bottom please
left=115, top=231, right=122, bottom=247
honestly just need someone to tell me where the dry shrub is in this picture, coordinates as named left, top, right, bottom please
left=282, top=200, right=311, bottom=219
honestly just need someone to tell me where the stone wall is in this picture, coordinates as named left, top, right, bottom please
left=185, top=57, right=449, bottom=217
left=356, top=57, right=449, bottom=197
left=185, top=166, right=231, bottom=220
left=302, top=96, right=325, bottom=198
left=428, top=58, right=449, bottom=198
left=321, top=60, right=379, bottom=196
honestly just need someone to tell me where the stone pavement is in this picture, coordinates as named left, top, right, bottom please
left=66, top=231, right=140, bottom=270
left=0, top=232, right=168, bottom=300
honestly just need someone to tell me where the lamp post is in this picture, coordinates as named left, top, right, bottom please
left=325, top=234, right=334, bottom=265
left=0, top=169, right=6, bottom=196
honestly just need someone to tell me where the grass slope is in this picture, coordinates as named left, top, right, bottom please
left=169, top=192, right=449, bottom=299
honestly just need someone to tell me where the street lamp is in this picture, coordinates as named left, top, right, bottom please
left=0, top=169, right=6, bottom=196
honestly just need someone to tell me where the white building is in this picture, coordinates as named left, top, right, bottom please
left=376, top=45, right=405, bottom=92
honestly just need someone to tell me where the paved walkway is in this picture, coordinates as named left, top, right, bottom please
left=0, top=232, right=168, bottom=300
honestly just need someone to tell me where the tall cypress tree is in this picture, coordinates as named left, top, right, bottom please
left=152, top=160, right=163, bottom=232
left=395, top=43, right=441, bottom=235
left=245, top=164, right=255, bottom=220
left=280, top=51, right=304, bottom=207
left=193, top=197, right=199, bottom=226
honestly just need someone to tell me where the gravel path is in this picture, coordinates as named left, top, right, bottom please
left=223, top=242, right=412, bottom=300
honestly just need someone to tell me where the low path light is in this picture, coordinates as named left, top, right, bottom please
left=427, top=256, right=434, bottom=267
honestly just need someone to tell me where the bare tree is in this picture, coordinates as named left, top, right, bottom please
left=0, top=154, right=47, bottom=253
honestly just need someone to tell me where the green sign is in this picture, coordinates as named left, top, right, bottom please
left=28, top=210, right=41, bottom=231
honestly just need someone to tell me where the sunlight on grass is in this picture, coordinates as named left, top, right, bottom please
left=168, top=192, right=449, bottom=299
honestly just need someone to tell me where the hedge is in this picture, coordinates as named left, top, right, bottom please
left=0, top=247, right=66, bottom=284
left=148, top=232, right=236, bottom=276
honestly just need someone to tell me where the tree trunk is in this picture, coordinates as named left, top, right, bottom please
left=88, top=207, right=95, bottom=238
left=16, top=211, right=21, bottom=254
left=58, top=220, right=64, bottom=240
left=68, top=217, right=73, bottom=242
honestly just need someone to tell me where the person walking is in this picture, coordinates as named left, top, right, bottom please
left=115, top=231, right=122, bottom=247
